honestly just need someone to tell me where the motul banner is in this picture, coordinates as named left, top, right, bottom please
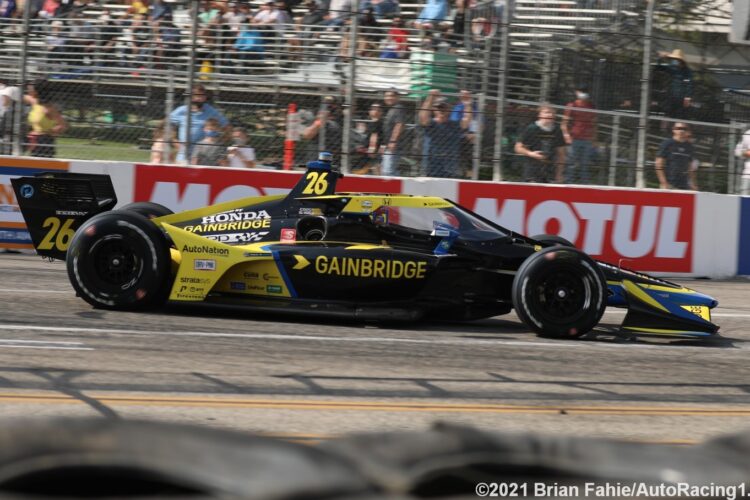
left=458, top=182, right=695, bottom=273
left=134, top=165, right=403, bottom=211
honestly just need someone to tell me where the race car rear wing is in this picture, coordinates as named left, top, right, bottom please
left=11, top=172, right=117, bottom=260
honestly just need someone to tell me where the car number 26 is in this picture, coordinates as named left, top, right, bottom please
left=38, top=217, right=75, bottom=251
left=302, top=171, right=329, bottom=195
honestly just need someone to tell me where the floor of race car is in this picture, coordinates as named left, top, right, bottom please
left=1, top=253, right=749, bottom=444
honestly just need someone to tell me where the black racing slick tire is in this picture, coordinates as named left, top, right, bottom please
left=530, top=234, right=575, bottom=248
left=512, top=246, right=606, bottom=339
left=119, top=202, right=174, bottom=219
left=66, top=210, right=172, bottom=310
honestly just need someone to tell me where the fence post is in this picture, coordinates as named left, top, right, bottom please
left=184, top=0, right=200, bottom=164
left=609, top=114, right=620, bottom=186
left=492, top=1, right=511, bottom=182
left=341, top=0, right=359, bottom=174
left=164, top=72, right=175, bottom=163
left=635, top=0, right=655, bottom=188
left=13, top=0, right=33, bottom=156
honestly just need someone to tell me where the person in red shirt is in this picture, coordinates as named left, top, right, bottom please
left=561, top=85, right=598, bottom=184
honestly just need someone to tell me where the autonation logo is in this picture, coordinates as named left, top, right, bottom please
left=181, top=245, right=229, bottom=256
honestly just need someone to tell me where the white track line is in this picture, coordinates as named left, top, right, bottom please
left=0, top=338, right=92, bottom=351
left=0, top=324, right=738, bottom=351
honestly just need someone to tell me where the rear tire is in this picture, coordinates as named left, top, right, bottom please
left=119, top=202, right=173, bottom=219
left=66, top=210, right=172, bottom=310
left=512, top=246, right=606, bottom=338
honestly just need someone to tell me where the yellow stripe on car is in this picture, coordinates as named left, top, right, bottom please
left=621, top=279, right=670, bottom=313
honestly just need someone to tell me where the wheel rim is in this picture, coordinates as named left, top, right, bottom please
left=90, top=237, right=142, bottom=290
left=531, top=267, right=591, bottom=324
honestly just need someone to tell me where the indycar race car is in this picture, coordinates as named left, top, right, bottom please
left=11, top=154, right=719, bottom=339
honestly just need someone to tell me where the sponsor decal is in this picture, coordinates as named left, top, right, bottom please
left=247, top=284, right=266, bottom=292
left=298, top=207, right=322, bottom=215
left=182, top=244, right=229, bottom=256
left=243, top=271, right=260, bottom=279
left=178, top=285, right=205, bottom=294
left=55, top=210, right=88, bottom=216
left=205, top=231, right=269, bottom=243
left=194, top=259, right=216, bottom=271
left=180, top=277, right=211, bottom=284
left=314, top=256, right=427, bottom=279
left=361, top=200, right=373, bottom=209
left=266, top=284, right=283, bottom=294
left=19, top=184, right=34, bottom=199
left=184, top=219, right=271, bottom=233
left=202, top=209, right=270, bottom=224
left=230, top=281, right=247, bottom=291
left=134, top=165, right=403, bottom=210
left=280, top=228, right=296, bottom=243
left=459, top=182, right=695, bottom=273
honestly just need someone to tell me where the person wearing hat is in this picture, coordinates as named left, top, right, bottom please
left=0, top=83, right=21, bottom=155
left=561, top=84, right=598, bottom=185
left=418, top=89, right=471, bottom=178
left=656, top=49, right=693, bottom=120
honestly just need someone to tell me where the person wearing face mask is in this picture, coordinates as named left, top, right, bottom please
left=168, top=84, right=229, bottom=163
left=514, top=105, right=566, bottom=184
left=191, top=118, right=227, bottom=166
left=561, top=85, right=597, bottom=184
left=226, top=127, right=257, bottom=168
left=656, top=49, right=693, bottom=121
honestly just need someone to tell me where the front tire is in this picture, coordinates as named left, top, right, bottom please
left=512, top=247, right=606, bottom=338
left=66, top=210, right=171, bottom=310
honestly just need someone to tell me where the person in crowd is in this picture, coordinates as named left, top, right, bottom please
left=38, top=0, right=60, bottom=18
left=363, top=0, right=399, bottom=19
left=226, top=126, right=257, bottom=168
left=561, top=84, right=597, bottom=184
left=232, top=18, right=266, bottom=66
left=352, top=102, right=383, bottom=175
left=289, top=0, right=324, bottom=57
left=191, top=118, right=227, bottom=166
left=450, top=89, right=479, bottom=178
left=0, top=83, right=21, bottom=155
left=168, top=84, right=229, bottom=163
left=152, top=15, right=181, bottom=69
left=300, top=95, right=343, bottom=164
left=150, top=120, right=178, bottom=164
left=418, top=89, right=471, bottom=178
left=379, top=16, right=408, bottom=59
left=655, top=122, right=698, bottom=190
left=25, top=79, right=67, bottom=158
left=414, top=0, right=448, bottom=30
left=97, top=10, right=122, bottom=64
left=380, top=88, right=405, bottom=176
left=198, top=0, right=221, bottom=24
left=223, top=1, right=250, bottom=32
left=514, top=104, right=566, bottom=183
left=321, top=0, right=351, bottom=29
left=45, top=19, right=68, bottom=70
left=735, top=127, right=750, bottom=195
left=656, top=49, right=693, bottom=121
left=149, top=0, right=172, bottom=23
left=0, top=0, right=17, bottom=18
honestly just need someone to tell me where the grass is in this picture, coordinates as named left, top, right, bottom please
left=57, top=137, right=151, bottom=163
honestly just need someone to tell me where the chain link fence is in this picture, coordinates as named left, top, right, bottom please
left=0, top=0, right=748, bottom=193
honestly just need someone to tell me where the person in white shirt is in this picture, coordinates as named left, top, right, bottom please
left=734, top=128, right=750, bottom=195
left=226, top=127, right=256, bottom=168
left=0, top=84, right=21, bottom=155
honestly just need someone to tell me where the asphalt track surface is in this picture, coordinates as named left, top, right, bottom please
left=1, top=253, right=749, bottom=445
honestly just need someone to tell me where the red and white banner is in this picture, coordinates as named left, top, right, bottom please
left=134, top=165, right=403, bottom=211
left=458, top=182, right=695, bottom=273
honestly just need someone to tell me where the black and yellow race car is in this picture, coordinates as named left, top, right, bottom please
left=11, top=154, right=719, bottom=339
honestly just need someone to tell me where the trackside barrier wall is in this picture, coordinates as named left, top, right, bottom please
left=0, top=156, right=744, bottom=278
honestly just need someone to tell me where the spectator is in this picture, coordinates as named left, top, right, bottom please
left=381, top=88, right=405, bottom=176
left=290, top=0, right=324, bottom=57
left=150, top=120, right=177, bottom=164
left=735, top=127, right=750, bottom=195
left=0, top=84, right=21, bottom=155
left=450, top=89, right=479, bottom=178
left=198, top=0, right=220, bottom=23
left=418, top=89, right=470, bottom=178
left=191, top=118, right=227, bottom=166
left=363, top=0, right=398, bottom=19
left=38, top=0, right=60, bottom=18
left=514, top=105, right=566, bottom=183
left=656, top=49, right=693, bottom=120
left=226, top=127, right=257, bottom=168
left=352, top=102, right=383, bottom=174
left=233, top=19, right=265, bottom=66
left=223, top=2, right=249, bottom=32
left=321, top=0, right=352, bottom=29
left=414, top=0, right=448, bottom=30
left=300, top=95, right=342, bottom=164
left=127, top=0, right=149, bottom=16
left=25, top=79, right=67, bottom=158
left=0, top=0, right=16, bottom=18
left=252, top=1, right=279, bottom=26
left=153, top=15, right=181, bottom=69
left=149, top=0, right=172, bottom=23
left=655, top=122, right=698, bottom=190
left=379, top=16, right=408, bottom=58
left=45, top=20, right=67, bottom=69
left=68, top=9, right=98, bottom=65
left=561, top=84, right=597, bottom=184
left=97, top=10, right=122, bottom=64
left=168, top=84, right=229, bottom=162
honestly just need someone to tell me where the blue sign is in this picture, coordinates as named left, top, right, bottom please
left=739, top=197, right=750, bottom=275
left=19, top=184, right=34, bottom=199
